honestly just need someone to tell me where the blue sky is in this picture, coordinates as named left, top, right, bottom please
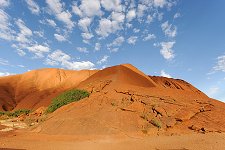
left=0, top=0, right=225, bottom=102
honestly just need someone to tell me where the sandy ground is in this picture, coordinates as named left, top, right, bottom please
left=0, top=132, right=225, bottom=150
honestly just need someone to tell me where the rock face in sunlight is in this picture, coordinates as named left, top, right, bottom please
left=0, top=64, right=225, bottom=136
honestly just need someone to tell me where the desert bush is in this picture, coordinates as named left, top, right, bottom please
left=150, top=118, right=162, bottom=128
left=46, top=89, right=89, bottom=113
left=0, top=109, right=31, bottom=117
left=0, top=111, right=6, bottom=116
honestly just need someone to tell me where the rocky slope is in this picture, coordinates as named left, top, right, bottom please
left=0, top=64, right=225, bottom=136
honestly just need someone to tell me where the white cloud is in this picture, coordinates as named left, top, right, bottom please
left=127, top=36, right=137, bottom=45
left=133, top=28, right=140, bottom=33
left=46, top=0, right=74, bottom=29
left=74, top=0, right=102, bottom=17
left=46, top=50, right=95, bottom=70
left=0, top=71, right=13, bottom=77
left=126, top=9, right=136, bottom=22
left=153, top=0, right=166, bottom=8
left=161, top=21, right=177, bottom=38
left=25, top=0, right=40, bottom=15
left=17, top=65, right=25, bottom=68
left=72, top=3, right=82, bottom=17
left=81, top=32, right=93, bottom=40
left=110, top=47, right=119, bottom=52
left=143, top=34, right=156, bottom=41
left=160, top=70, right=172, bottom=78
left=0, top=58, right=9, bottom=65
left=160, top=41, right=175, bottom=60
left=0, top=9, right=15, bottom=41
left=34, top=31, right=44, bottom=37
left=46, top=19, right=57, bottom=27
left=16, top=49, right=26, bottom=56
left=174, top=12, right=181, bottom=19
left=78, top=17, right=92, bottom=32
left=76, top=47, right=88, bottom=53
left=137, top=4, right=147, bottom=19
left=54, top=33, right=67, bottom=42
left=15, top=19, right=33, bottom=43
left=208, top=87, right=219, bottom=97
left=101, top=0, right=122, bottom=12
left=96, top=18, right=121, bottom=37
left=107, top=36, right=124, bottom=50
left=146, top=15, right=153, bottom=24
left=213, top=55, right=225, bottom=72
left=111, top=11, right=125, bottom=23
left=27, top=44, right=50, bottom=58
left=95, top=43, right=101, bottom=51
left=0, top=0, right=10, bottom=8
left=97, top=55, right=109, bottom=65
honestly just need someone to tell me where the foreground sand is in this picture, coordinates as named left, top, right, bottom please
left=1, top=132, right=225, bottom=150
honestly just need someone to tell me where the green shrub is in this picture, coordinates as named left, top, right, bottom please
left=150, top=118, right=162, bottom=128
left=0, top=111, right=6, bottom=116
left=10, top=109, right=31, bottom=117
left=46, top=89, right=90, bottom=113
left=0, top=109, right=31, bottom=117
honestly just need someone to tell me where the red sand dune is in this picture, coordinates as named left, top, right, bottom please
left=0, top=64, right=225, bottom=137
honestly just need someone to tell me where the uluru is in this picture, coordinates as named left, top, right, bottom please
left=1, top=0, right=225, bottom=149
left=0, top=64, right=225, bottom=149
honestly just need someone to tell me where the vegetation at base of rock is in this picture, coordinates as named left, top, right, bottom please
left=151, top=118, right=162, bottom=128
left=46, top=89, right=90, bottom=113
left=0, top=109, right=31, bottom=117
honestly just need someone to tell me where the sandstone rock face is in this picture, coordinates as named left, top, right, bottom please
left=0, top=68, right=97, bottom=111
left=0, top=64, right=225, bottom=136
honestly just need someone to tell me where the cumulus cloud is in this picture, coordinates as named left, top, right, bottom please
left=208, top=87, right=219, bottom=97
left=97, top=55, right=109, bottom=65
left=27, top=44, right=50, bottom=58
left=46, top=0, right=74, bottom=29
left=143, top=34, right=156, bottom=41
left=107, top=36, right=124, bottom=48
left=46, top=50, right=95, bottom=70
left=0, top=9, right=15, bottom=41
left=95, top=43, right=101, bottom=51
left=78, top=17, right=92, bottom=32
left=72, top=0, right=102, bottom=17
left=25, top=0, right=40, bottom=15
left=111, top=11, right=125, bottom=23
left=81, top=32, right=93, bottom=40
left=107, top=36, right=124, bottom=52
left=161, top=21, right=177, bottom=38
left=127, top=36, right=138, bottom=45
left=76, top=47, right=88, bottom=53
left=137, top=4, right=148, bottom=19
left=46, top=19, right=57, bottom=27
left=174, top=12, right=181, bottom=19
left=16, top=49, right=26, bottom=56
left=126, top=9, right=136, bottom=22
left=96, top=18, right=121, bottom=37
left=0, top=0, right=10, bottom=8
left=146, top=15, right=153, bottom=24
left=54, top=33, right=67, bottom=42
left=34, top=31, right=44, bottom=37
left=153, top=0, right=167, bottom=8
left=160, top=41, right=175, bottom=60
left=101, top=0, right=122, bottom=12
left=15, top=19, right=33, bottom=43
left=213, top=55, right=225, bottom=72
left=133, top=28, right=140, bottom=33
left=160, top=70, right=172, bottom=78
left=0, top=71, right=14, bottom=77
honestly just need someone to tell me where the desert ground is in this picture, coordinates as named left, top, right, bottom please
left=0, top=64, right=225, bottom=150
